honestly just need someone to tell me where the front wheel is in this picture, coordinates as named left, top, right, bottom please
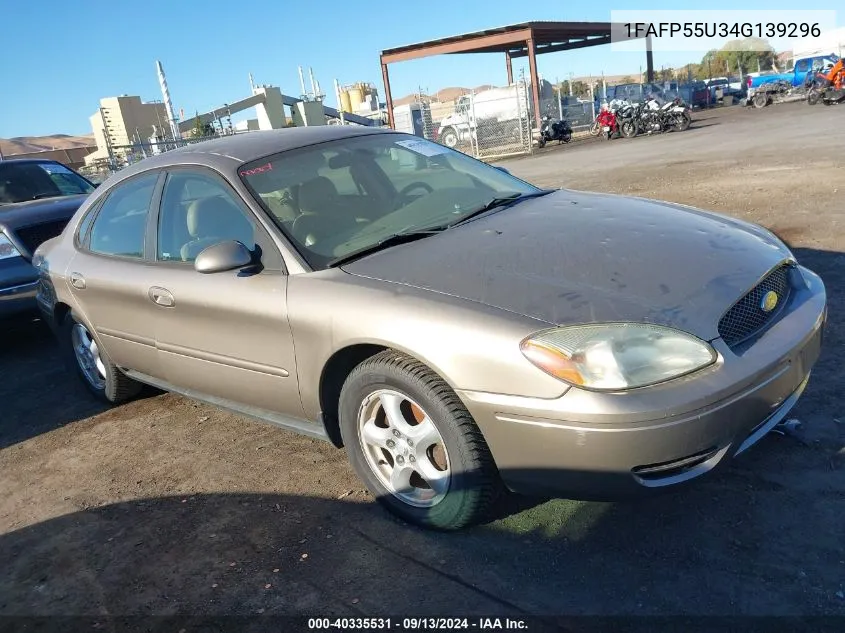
left=537, top=136, right=547, bottom=148
left=439, top=127, right=459, bottom=148
left=620, top=120, right=638, bottom=138
left=589, top=120, right=601, bottom=137
left=339, top=351, right=500, bottom=530
left=752, top=92, right=769, bottom=109
left=807, top=89, right=820, bottom=106
left=61, top=313, right=142, bottom=403
left=561, top=131, right=572, bottom=143
left=673, top=112, right=691, bottom=132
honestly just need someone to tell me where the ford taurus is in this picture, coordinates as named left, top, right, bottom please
left=34, top=127, right=826, bottom=529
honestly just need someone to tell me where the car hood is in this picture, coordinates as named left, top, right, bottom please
left=0, top=195, right=87, bottom=231
left=341, top=190, right=792, bottom=341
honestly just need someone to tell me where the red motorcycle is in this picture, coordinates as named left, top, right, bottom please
left=596, top=109, right=619, bottom=140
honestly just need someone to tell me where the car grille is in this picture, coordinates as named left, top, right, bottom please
left=718, top=263, right=792, bottom=347
left=13, top=220, right=69, bottom=256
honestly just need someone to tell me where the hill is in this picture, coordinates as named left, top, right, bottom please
left=0, top=134, right=96, bottom=157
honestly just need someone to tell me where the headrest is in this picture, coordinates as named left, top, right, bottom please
left=298, top=176, right=338, bottom=214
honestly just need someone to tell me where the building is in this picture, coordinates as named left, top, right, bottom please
left=792, top=26, right=845, bottom=60
left=85, top=96, right=171, bottom=166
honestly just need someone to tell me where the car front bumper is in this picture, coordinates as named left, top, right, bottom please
left=0, top=256, right=39, bottom=318
left=457, top=266, right=827, bottom=499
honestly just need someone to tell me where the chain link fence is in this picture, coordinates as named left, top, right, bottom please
left=416, top=78, right=535, bottom=160
left=77, top=133, right=247, bottom=182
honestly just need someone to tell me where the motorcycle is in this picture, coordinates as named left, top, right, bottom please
left=627, top=96, right=691, bottom=136
left=595, top=108, right=619, bottom=140
left=537, top=114, right=573, bottom=148
left=807, top=58, right=845, bottom=106
left=609, top=99, right=640, bottom=138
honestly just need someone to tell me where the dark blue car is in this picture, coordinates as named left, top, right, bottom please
left=0, top=159, right=96, bottom=318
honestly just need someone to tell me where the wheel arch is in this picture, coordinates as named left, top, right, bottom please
left=54, top=301, right=71, bottom=326
left=318, top=343, right=461, bottom=448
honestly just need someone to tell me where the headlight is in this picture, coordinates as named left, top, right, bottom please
left=0, top=235, right=22, bottom=260
left=520, top=323, right=717, bottom=391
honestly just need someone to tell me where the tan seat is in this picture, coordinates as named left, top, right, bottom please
left=180, top=196, right=254, bottom=261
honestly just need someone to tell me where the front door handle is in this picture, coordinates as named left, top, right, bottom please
left=148, top=286, right=175, bottom=308
left=70, top=272, right=86, bottom=290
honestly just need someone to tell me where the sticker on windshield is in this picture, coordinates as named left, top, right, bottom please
left=395, top=139, right=449, bottom=157
left=39, top=163, right=74, bottom=175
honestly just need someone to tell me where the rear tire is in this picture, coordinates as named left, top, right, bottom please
left=589, top=120, right=601, bottom=137
left=752, top=92, right=769, bottom=109
left=620, top=121, right=638, bottom=138
left=60, top=312, right=142, bottom=404
left=673, top=112, right=691, bottom=132
left=339, top=350, right=500, bottom=530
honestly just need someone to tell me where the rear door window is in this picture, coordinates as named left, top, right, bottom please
left=88, top=172, right=159, bottom=258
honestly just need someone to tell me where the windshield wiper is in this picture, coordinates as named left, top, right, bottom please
left=447, top=190, right=555, bottom=228
left=31, top=193, right=59, bottom=200
left=327, top=229, right=443, bottom=268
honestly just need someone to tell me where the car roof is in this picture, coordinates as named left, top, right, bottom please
left=114, top=125, right=399, bottom=180
left=0, top=158, right=65, bottom=166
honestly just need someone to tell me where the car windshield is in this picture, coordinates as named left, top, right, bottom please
left=239, top=133, right=540, bottom=269
left=0, top=161, right=95, bottom=205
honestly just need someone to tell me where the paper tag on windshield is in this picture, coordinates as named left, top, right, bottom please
left=395, top=139, right=448, bottom=157
left=40, top=163, right=74, bottom=175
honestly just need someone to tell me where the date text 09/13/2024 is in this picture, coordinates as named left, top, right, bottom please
left=307, top=618, right=529, bottom=630
left=624, top=22, right=821, bottom=39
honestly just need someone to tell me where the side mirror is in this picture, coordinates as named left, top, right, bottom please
left=494, top=166, right=511, bottom=175
left=194, top=240, right=253, bottom=274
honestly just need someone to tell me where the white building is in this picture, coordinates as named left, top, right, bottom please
left=85, top=96, right=172, bottom=166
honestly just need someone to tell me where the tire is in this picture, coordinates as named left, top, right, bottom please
left=752, top=92, right=769, bottom=109
left=60, top=312, right=142, bottom=404
left=589, top=120, right=601, bottom=137
left=561, top=131, right=572, bottom=143
left=620, top=120, right=638, bottom=138
left=439, top=127, right=459, bottom=148
left=807, top=90, right=820, bottom=106
left=537, top=137, right=546, bottom=148
left=338, top=350, right=500, bottom=530
left=673, top=112, right=691, bottom=132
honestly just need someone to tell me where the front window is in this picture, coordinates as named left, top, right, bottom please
left=239, top=133, right=539, bottom=269
left=0, top=161, right=95, bottom=204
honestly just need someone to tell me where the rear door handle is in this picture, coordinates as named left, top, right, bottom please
left=70, top=272, right=86, bottom=289
left=148, top=286, right=175, bottom=308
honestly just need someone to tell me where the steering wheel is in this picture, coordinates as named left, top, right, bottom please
left=395, top=181, right=434, bottom=206
left=291, top=214, right=323, bottom=247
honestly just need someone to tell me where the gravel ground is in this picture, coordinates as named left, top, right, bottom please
left=1, top=102, right=844, bottom=623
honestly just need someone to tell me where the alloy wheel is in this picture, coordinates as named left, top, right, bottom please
left=357, top=389, right=450, bottom=507
left=71, top=323, right=106, bottom=390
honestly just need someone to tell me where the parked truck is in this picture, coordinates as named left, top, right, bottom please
left=436, top=80, right=553, bottom=149
left=744, top=54, right=840, bottom=108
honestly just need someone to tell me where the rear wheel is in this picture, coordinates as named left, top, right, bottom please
left=807, top=89, right=820, bottom=105
left=589, top=120, right=601, bottom=137
left=61, top=313, right=142, bottom=403
left=339, top=350, right=500, bottom=530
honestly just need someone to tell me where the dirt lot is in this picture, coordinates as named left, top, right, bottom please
left=2, top=102, right=844, bottom=625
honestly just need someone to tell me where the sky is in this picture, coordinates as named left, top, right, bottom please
left=1, top=0, right=840, bottom=138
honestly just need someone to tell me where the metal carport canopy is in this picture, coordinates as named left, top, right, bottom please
left=379, top=21, right=652, bottom=129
